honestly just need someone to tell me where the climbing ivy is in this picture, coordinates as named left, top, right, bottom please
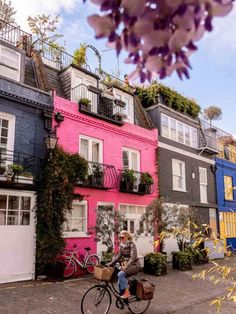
left=136, top=82, right=201, bottom=119
left=35, top=146, right=88, bottom=275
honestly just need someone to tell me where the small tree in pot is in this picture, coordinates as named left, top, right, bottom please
left=120, top=169, right=136, bottom=192
left=138, top=172, right=153, bottom=194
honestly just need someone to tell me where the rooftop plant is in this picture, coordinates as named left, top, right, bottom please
left=136, top=82, right=201, bottom=119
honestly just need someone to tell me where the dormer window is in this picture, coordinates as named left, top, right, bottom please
left=0, top=45, right=21, bottom=81
left=161, top=114, right=198, bottom=148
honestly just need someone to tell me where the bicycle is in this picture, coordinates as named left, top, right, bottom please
left=81, top=265, right=152, bottom=314
left=62, top=245, right=99, bottom=278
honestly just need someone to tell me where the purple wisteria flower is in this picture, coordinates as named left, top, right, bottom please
left=86, top=0, right=234, bottom=81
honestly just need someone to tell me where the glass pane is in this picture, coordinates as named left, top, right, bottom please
left=131, top=152, right=138, bottom=171
left=73, top=205, right=85, bottom=218
left=21, top=197, right=31, bottom=211
left=136, top=206, right=145, bottom=214
left=177, top=122, right=184, bottom=143
left=173, top=160, right=181, bottom=176
left=20, top=212, right=30, bottom=225
left=0, top=211, right=6, bottom=225
left=200, top=185, right=207, bottom=203
left=2, top=119, right=8, bottom=128
left=129, top=206, right=136, bottom=214
left=199, top=168, right=207, bottom=184
left=80, top=139, right=89, bottom=160
left=1, top=128, right=8, bottom=137
left=161, top=115, right=169, bottom=138
left=184, top=125, right=191, bottom=146
left=123, top=150, right=129, bottom=169
left=191, top=128, right=198, bottom=148
left=92, top=142, right=99, bottom=162
left=0, top=195, right=7, bottom=209
left=224, top=176, right=233, bottom=200
left=173, top=175, right=183, bottom=189
left=120, top=205, right=127, bottom=215
left=139, top=221, right=144, bottom=233
left=9, top=196, right=19, bottom=210
left=7, top=211, right=18, bottom=225
left=130, top=220, right=135, bottom=233
left=71, top=218, right=85, bottom=232
left=170, top=118, right=177, bottom=140
left=123, top=220, right=128, bottom=231
left=0, top=137, right=7, bottom=145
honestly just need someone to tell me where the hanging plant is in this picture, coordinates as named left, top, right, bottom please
left=35, top=146, right=88, bottom=275
left=72, top=43, right=87, bottom=67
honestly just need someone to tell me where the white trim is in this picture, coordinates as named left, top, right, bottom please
left=97, top=201, right=115, bottom=207
left=0, top=111, right=15, bottom=152
left=79, top=134, right=103, bottom=163
left=199, top=167, right=208, bottom=204
left=172, top=159, right=186, bottom=192
left=158, top=141, right=215, bottom=165
left=0, top=45, right=21, bottom=82
left=122, top=147, right=140, bottom=171
left=63, top=200, right=88, bottom=238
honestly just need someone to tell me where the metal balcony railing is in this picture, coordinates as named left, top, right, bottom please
left=0, top=149, right=41, bottom=186
left=73, top=84, right=126, bottom=124
left=0, top=19, right=32, bottom=48
left=78, top=161, right=117, bottom=189
left=119, top=169, right=154, bottom=195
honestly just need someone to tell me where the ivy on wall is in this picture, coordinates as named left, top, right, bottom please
left=35, top=146, right=88, bottom=275
left=136, top=82, right=201, bottom=119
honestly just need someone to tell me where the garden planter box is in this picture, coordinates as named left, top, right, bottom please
left=120, top=181, right=134, bottom=192
left=138, top=183, right=151, bottom=194
left=144, top=253, right=167, bottom=276
left=172, top=252, right=192, bottom=271
left=88, top=174, right=104, bottom=187
left=45, top=261, right=65, bottom=281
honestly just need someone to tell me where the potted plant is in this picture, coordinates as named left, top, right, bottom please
left=8, top=164, right=24, bottom=182
left=79, top=98, right=91, bottom=111
left=89, top=164, right=104, bottom=187
left=138, top=172, right=154, bottom=194
left=100, top=250, right=114, bottom=266
left=120, top=169, right=136, bottom=192
left=172, top=251, right=192, bottom=271
left=113, top=112, right=127, bottom=122
left=144, top=252, right=167, bottom=276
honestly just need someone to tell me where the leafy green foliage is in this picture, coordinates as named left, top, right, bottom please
left=79, top=98, right=91, bottom=106
left=140, top=172, right=154, bottom=186
left=136, top=82, right=201, bottom=119
left=203, top=105, right=222, bottom=125
left=173, top=251, right=192, bottom=271
left=35, top=146, right=88, bottom=275
left=122, top=169, right=136, bottom=183
left=8, top=164, right=23, bottom=175
left=144, top=253, right=167, bottom=276
left=73, top=43, right=87, bottom=67
left=90, top=205, right=125, bottom=253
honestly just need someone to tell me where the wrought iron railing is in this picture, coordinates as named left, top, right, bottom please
left=119, top=169, right=154, bottom=194
left=78, top=161, right=117, bottom=189
left=73, top=83, right=126, bottom=123
left=0, top=19, right=32, bottom=53
left=0, top=149, right=41, bottom=185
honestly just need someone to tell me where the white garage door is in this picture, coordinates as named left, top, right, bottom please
left=0, top=190, right=36, bottom=283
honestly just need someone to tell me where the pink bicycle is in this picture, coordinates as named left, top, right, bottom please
left=62, top=245, right=99, bottom=278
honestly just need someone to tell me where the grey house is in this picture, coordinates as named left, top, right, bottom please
left=0, top=22, right=52, bottom=283
left=145, top=100, right=218, bottom=252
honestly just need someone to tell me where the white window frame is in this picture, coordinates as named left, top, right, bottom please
left=0, top=45, right=21, bottom=81
left=199, top=167, right=208, bottom=203
left=122, top=147, right=140, bottom=171
left=172, top=159, right=186, bottom=192
left=113, top=89, right=134, bottom=123
left=119, top=203, right=146, bottom=236
left=0, top=111, right=15, bottom=152
left=63, top=200, right=88, bottom=238
left=79, top=135, right=103, bottom=163
left=161, top=114, right=198, bottom=148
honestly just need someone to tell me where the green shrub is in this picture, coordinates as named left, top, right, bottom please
left=144, top=252, right=167, bottom=276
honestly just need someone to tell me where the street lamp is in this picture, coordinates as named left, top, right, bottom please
left=44, top=132, right=58, bottom=152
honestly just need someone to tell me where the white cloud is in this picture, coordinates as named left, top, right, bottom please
left=11, top=0, right=80, bottom=31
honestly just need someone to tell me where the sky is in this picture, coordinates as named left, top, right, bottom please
left=10, top=0, right=236, bottom=135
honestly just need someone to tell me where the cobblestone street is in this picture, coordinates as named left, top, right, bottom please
left=1, top=257, right=236, bottom=314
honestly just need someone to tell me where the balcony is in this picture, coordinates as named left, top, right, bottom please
left=0, top=149, right=40, bottom=189
left=119, top=169, right=154, bottom=195
left=78, top=161, right=117, bottom=189
left=72, top=84, right=126, bottom=125
left=0, top=19, right=32, bottom=56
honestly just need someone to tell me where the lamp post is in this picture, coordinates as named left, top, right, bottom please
left=44, top=132, right=58, bottom=158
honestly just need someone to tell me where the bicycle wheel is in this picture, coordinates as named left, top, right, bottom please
left=81, top=285, right=111, bottom=314
left=86, top=254, right=99, bottom=274
left=64, top=258, right=76, bottom=278
left=128, top=297, right=151, bottom=314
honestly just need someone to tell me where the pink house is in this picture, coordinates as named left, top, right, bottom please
left=53, top=66, right=158, bottom=269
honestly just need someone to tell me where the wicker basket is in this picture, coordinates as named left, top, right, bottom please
left=94, top=265, right=114, bottom=281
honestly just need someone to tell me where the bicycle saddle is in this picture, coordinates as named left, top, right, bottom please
left=84, top=247, right=91, bottom=251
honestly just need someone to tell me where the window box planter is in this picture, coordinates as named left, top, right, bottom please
left=88, top=164, right=104, bottom=187
left=114, top=99, right=126, bottom=108
left=88, top=85, right=102, bottom=94
left=138, top=183, right=151, bottom=194
left=120, top=169, right=136, bottom=192
left=17, top=174, right=34, bottom=184
left=172, top=251, right=192, bottom=271
left=101, top=91, right=114, bottom=100
left=144, top=253, right=167, bottom=276
left=120, top=180, right=134, bottom=192
left=79, top=98, right=92, bottom=112
left=112, top=113, right=126, bottom=122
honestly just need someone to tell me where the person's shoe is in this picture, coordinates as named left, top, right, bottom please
left=121, top=289, right=130, bottom=299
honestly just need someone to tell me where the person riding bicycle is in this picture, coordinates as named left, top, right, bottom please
left=108, top=230, right=140, bottom=299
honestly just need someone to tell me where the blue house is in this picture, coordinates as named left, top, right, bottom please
left=215, top=146, right=236, bottom=249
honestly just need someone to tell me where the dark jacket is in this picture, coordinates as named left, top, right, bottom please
left=111, top=241, right=140, bottom=276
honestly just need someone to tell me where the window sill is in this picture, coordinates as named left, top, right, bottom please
left=172, top=188, right=187, bottom=193
left=63, top=232, right=90, bottom=238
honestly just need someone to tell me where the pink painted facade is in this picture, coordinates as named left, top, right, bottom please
left=53, top=92, right=158, bottom=270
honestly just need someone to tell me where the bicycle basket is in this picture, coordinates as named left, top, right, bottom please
left=136, top=279, right=155, bottom=300
left=94, top=265, right=114, bottom=281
